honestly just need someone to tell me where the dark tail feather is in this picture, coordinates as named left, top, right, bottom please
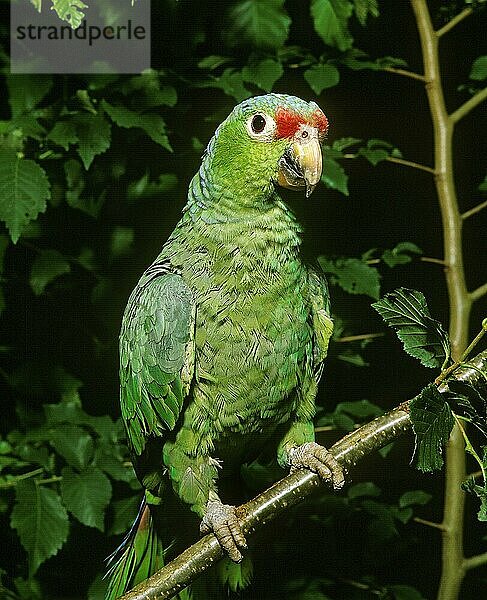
left=105, top=498, right=165, bottom=600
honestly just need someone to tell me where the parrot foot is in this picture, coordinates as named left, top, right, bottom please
left=200, top=499, right=247, bottom=563
left=289, top=442, right=345, bottom=490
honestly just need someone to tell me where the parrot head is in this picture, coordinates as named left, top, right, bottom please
left=207, top=94, right=329, bottom=200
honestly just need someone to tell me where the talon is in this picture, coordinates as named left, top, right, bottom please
left=201, top=499, right=247, bottom=562
left=289, top=442, right=345, bottom=490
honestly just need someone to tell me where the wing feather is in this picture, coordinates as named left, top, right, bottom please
left=120, top=264, right=195, bottom=455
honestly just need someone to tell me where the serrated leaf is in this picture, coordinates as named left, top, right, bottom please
left=310, top=0, right=354, bottom=52
left=75, top=112, right=111, bottom=170
left=61, top=466, right=112, bottom=531
left=463, top=473, right=487, bottom=521
left=410, top=384, right=454, bottom=472
left=50, top=424, right=94, bottom=470
left=341, top=48, right=407, bottom=71
left=242, top=59, right=283, bottom=92
left=51, top=0, right=88, bottom=29
left=353, top=0, right=379, bottom=25
left=6, top=75, right=53, bottom=118
left=399, top=490, right=432, bottom=508
left=469, top=56, right=487, bottom=81
left=29, top=249, right=71, bottom=295
left=47, top=121, right=78, bottom=151
left=0, top=149, right=50, bottom=243
left=304, top=63, right=340, bottom=94
left=102, top=101, right=171, bottom=151
left=109, top=495, right=140, bottom=535
left=372, top=288, right=450, bottom=368
left=227, top=0, right=291, bottom=49
left=321, top=156, right=348, bottom=195
left=319, top=256, right=380, bottom=299
left=11, top=480, right=69, bottom=575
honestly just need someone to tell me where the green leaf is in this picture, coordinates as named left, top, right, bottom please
left=0, top=149, right=50, bottom=243
left=50, top=424, right=94, bottom=471
left=64, top=159, right=105, bottom=218
left=469, top=56, right=487, bottom=81
left=319, top=256, right=380, bottom=299
left=6, top=75, right=53, bottom=118
left=347, top=482, right=381, bottom=499
left=382, top=241, right=422, bottom=268
left=197, top=69, right=252, bottom=102
left=304, top=63, right=340, bottom=95
left=102, top=101, right=171, bottom=151
left=51, top=0, right=88, bottom=28
left=463, top=474, right=487, bottom=521
left=109, top=495, right=140, bottom=535
left=321, top=156, right=349, bottom=195
left=358, top=138, right=399, bottom=166
left=217, top=553, right=253, bottom=592
left=372, top=288, right=451, bottom=368
left=399, top=490, right=432, bottom=508
left=61, top=466, right=112, bottom=531
left=332, top=137, right=361, bottom=151
left=110, top=226, right=134, bottom=258
left=410, top=384, right=454, bottom=472
left=479, top=174, right=487, bottom=192
left=47, top=121, right=78, bottom=151
left=29, top=249, right=71, bottom=296
left=11, top=480, right=69, bottom=575
left=242, top=59, right=284, bottom=92
left=127, top=173, right=178, bottom=200
left=227, top=0, right=291, bottom=49
left=75, top=112, right=111, bottom=170
left=310, top=0, right=354, bottom=52
left=341, top=48, right=407, bottom=71
left=198, top=55, right=233, bottom=70
left=353, top=0, right=379, bottom=25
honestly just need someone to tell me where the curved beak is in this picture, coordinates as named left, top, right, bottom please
left=277, top=128, right=323, bottom=197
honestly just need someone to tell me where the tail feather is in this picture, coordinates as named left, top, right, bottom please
left=105, top=498, right=164, bottom=600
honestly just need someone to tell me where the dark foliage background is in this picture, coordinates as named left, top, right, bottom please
left=0, top=1, right=485, bottom=599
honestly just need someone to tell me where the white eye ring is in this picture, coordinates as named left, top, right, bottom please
left=245, top=113, right=276, bottom=140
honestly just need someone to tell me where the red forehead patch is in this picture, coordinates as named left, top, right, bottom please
left=275, top=106, right=329, bottom=138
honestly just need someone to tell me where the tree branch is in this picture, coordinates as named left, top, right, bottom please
left=435, top=7, right=472, bottom=38
left=463, top=551, right=487, bottom=571
left=450, top=87, right=487, bottom=124
left=385, top=155, right=436, bottom=174
left=461, top=199, right=487, bottom=220
left=120, top=351, right=487, bottom=600
left=470, top=282, right=487, bottom=302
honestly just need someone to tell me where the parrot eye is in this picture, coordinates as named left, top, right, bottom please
left=251, top=114, right=266, bottom=133
left=246, top=112, right=276, bottom=140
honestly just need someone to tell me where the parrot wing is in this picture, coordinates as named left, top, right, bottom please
left=119, top=262, right=195, bottom=456
left=308, top=266, right=333, bottom=373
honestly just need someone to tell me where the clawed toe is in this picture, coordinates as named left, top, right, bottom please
left=289, top=442, right=345, bottom=490
left=201, top=499, right=247, bottom=563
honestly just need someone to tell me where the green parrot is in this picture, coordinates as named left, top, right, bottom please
left=106, top=93, right=344, bottom=599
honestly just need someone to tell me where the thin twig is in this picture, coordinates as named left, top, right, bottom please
left=450, top=88, right=487, bottom=124
left=420, top=256, right=447, bottom=266
left=0, top=468, right=44, bottom=489
left=335, top=333, right=384, bottom=343
left=383, top=67, right=426, bottom=82
left=463, top=551, right=487, bottom=572
left=470, top=282, right=487, bottom=303
left=413, top=517, right=446, bottom=531
left=435, top=7, right=472, bottom=38
left=461, top=199, right=487, bottom=220
left=385, top=155, right=436, bottom=174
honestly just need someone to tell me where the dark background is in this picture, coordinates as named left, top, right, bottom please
left=0, top=1, right=486, bottom=598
